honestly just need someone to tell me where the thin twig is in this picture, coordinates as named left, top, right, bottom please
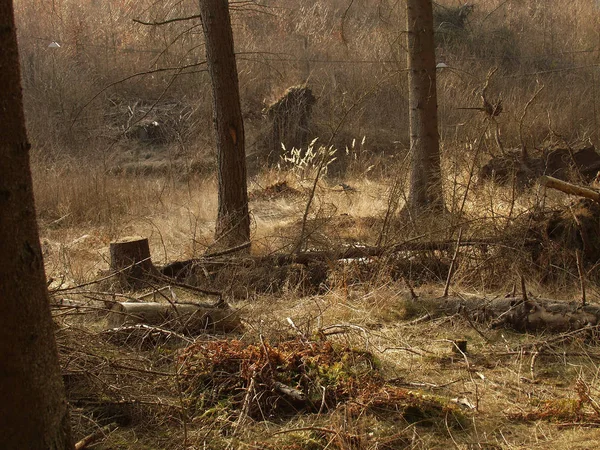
left=518, top=82, right=545, bottom=160
left=402, top=276, right=418, bottom=300
left=133, top=14, right=202, bottom=26
left=443, top=228, right=463, bottom=297
left=520, top=275, right=529, bottom=304
left=271, top=426, right=338, bottom=437
left=576, top=249, right=587, bottom=306
left=204, top=241, right=251, bottom=258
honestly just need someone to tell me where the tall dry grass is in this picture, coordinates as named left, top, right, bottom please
left=16, top=0, right=600, bottom=157
left=13, top=0, right=600, bottom=291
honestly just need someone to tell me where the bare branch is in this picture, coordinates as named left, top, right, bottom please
left=133, top=14, right=201, bottom=26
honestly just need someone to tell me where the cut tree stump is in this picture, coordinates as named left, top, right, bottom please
left=110, top=237, right=159, bottom=288
left=107, top=301, right=241, bottom=334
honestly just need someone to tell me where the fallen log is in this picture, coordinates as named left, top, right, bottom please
left=107, top=301, right=241, bottom=334
left=434, top=295, right=600, bottom=333
left=160, top=237, right=532, bottom=279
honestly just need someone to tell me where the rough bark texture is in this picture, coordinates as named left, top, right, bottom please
left=109, top=236, right=159, bottom=288
left=199, top=0, right=250, bottom=248
left=436, top=296, right=600, bottom=333
left=406, top=0, right=444, bottom=213
left=0, top=1, right=74, bottom=448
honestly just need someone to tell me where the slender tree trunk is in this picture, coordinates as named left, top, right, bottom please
left=0, top=1, right=74, bottom=448
left=406, top=0, right=444, bottom=213
left=199, top=0, right=250, bottom=248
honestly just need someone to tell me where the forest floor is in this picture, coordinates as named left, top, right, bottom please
left=44, top=170, right=600, bottom=450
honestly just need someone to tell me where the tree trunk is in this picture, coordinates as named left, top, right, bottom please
left=199, top=0, right=250, bottom=249
left=406, top=0, right=444, bottom=214
left=0, top=1, right=74, bottom=448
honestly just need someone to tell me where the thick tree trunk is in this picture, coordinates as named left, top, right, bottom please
left=406, top=0, right=444, bottom=213
left=0, top=1, right=74, bottom=448
left=199, top=0, right=250, bottom=249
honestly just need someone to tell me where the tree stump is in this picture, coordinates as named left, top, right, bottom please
left=110, top=237, right=159, bottom=288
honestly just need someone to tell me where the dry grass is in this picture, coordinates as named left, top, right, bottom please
left=15, top=0, right=600, bottom=447
left=54, top=284, right=600, bottom=449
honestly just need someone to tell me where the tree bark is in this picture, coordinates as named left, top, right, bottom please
left=406, top=0, right=444, bottom=213
left=0, top=1, right=74, bottom=448
left=109, top=236, right=159, bottom=288
left=199, top=0, right=250, bottom=249
left=435, top=295, right=600, bottom=333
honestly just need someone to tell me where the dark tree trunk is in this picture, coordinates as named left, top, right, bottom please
left=199, top=0, right=250, bottom=249
left=406, top=0, right=444, bottom=213
left=0, top=1, right=74, bottom=448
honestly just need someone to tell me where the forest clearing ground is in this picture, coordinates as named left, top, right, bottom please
left=43, top=171, right=600, bottom=449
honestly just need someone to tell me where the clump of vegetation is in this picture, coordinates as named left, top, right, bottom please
left=178, top=337, right=466, bottom=428
left=179, top=338, right=380, bottom=418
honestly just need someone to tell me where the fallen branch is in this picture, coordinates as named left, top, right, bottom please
left=107, top=302, right=241, bottom=334
left=161, top=237, right=531, bottom=276
left=540, top=175, right=600, bottom=202
left=273, top=381, right=306, bottom=402
left=75, top=423, right=117, bottom=450
left=435, top=295, right=600, bottom=333
left=102, top=324, right=193, bottom=346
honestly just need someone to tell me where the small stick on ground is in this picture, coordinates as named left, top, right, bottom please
left=576, top=249, right=587, bottom=306
left=273, top=382, right=306, bottom=402
left=443, top=228, right=463, bottom=297
left=408, top=314, right=431, bottom=326
left=530, top=350, right=539, bottom=382
left=286, top=317, right=308, bottom=341
left=75, top=423, right=117, bottom=450
left=235, top=371, right=257, bottom=432
left=402, top=276, right=418, bottom=300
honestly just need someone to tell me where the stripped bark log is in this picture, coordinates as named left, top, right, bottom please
left=540, top=175, right=600, bottom=202
left=107, top=301, right=241, bottom=334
